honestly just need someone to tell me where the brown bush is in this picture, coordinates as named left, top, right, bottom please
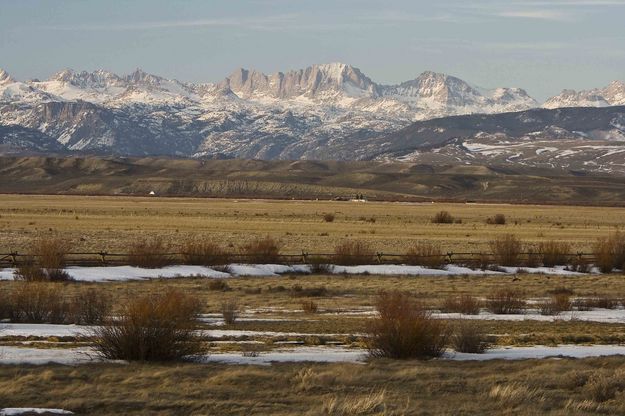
left=69, top=287, right=112, bottom=324
left=539, top=241, right=571, bottom=267
left=333, top=240, right=375, bottom=265
left=451, top=320, right=490, bottom=353
left=181, top=240, right=228, bottom=266
left=13, top=257, right=48, bottom=282
left=301, top=300, right=319, bottom=314
left=92, top=289, right=205, bottom=361
left=221, top=299, right=241, bottom=325
left=539, top=293, right=572, bottom=315
left=9, top=282, right=69, bottom=323
left=574, top=296, right=618, bottom=310
left=593, top=232, right=625, bottom=273
left=403, top=242, right=445, bottom=269
left=128, top=237, right=172, bottom=268
left=486, top=289, right=526, bottom=314
left=240, top=236, right=282, bottom=263
left=486, top=214, right=506, bottom=225
left=207, top=279, right=231, bottom=291
left=323, top=213, right=335, bottom=223
left=31, top=237, right=71, bottom=270
left=442, top=294, right=481, bottom=315
left=431, top=211, right=454, bottom=224
left=308, top=256, right=333, bottom=274
left=489, top=234, right=523, bottom=266
left=367, top=291, right=448, bottom=359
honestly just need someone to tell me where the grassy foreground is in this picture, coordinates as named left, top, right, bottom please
left=2, top=358, right=625, bottom=415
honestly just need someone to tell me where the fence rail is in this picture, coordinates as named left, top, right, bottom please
left=0, top=251, right=598, bottom=268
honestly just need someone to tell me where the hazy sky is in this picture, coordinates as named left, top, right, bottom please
left=1, top=0, right=624, bottom=100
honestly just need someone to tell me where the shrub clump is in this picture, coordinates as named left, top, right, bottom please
left=322, top=213, right=335, bottom=223
left=451, top=320, right=490, bottom=353
left=441, top=294, right=481, bottom=315
left=181, top=240, right=228, bottom=266
left=127, top=237, right=172, bottom=268
left=539, top=293, right=572, bottom=316
left=486, top=289, right=526, bottom=314
left=486, top=214, right=506, bottom=225
left=92, top=289, right=205, bottom=361
left=431, top=211, right=455, bottom=224
left=539, top=241, right=571, bottom=267
left=489, top=234, right=523, bottom=266
left=301, top=300, right=319, bottom=314
left=69, top=287, right=112, bottom=324
left=14, top=237, right=73, bottom=282
left=367, top=291, right=448, bottom=359
left=333, top=240, right=375, bottom=265
left=221, top=299, right=241, bottom=325
left=240, top=236, right=282, bottom=264
left=7, top=282, right=69, bottom=323
left=593, top=232, right=625, bottom=273
left=403, top=242, right=445, bottom=269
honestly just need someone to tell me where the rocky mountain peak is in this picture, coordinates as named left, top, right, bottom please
left=0, top=68, right=13, bottom=84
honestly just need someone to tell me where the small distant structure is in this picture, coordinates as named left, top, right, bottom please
left=149, top=191, right=156, bottom=196
left=350, top=193, right=367, bottom=203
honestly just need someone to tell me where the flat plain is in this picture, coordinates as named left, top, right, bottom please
left=1, top=194, right=624, bottom=254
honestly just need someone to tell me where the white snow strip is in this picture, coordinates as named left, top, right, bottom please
left=331, top=264, right=500, bottom=276
left=0, top=263, right=594, bottom=282
left=446, top=345, right=625, bottom=361
left=1, top=409, right=73, bottom=415
left=434, top=308, right=625, bottom=324
left=0, top=347, right=97, bottom=365
left=0, top=323, right=90, bottom=338
left=200, top=346, right=367, bottom=365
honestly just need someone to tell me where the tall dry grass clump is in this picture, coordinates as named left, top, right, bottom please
left=486, top=289, right=526, bottom=314
left=221, top=299, right=241, bottom=325
left=593, top=232, right=625, bottom=273
left=539, top=241, right=571, bottom=267
left=486, top=214, right=506, bottom=225
left=403, top=242, right=445, bottom=268
left=181, top=239, right=228, bottom=266
left=451, top=320, right=490, bottom=353
left=31, top=237, right=71, bottom=270
left=367, top=291, right=448, bottom=359
left=441, top=294, right=481, bottom=315
left=333, top=240, right=375, bottom=265
left=489, top=234, right=523, bottom=266
left=8, top=282, right=69, bottom=323
left=70, top=287, right=112, bottom=324
left=92, top=289, right=205, bottom=361
left=539, top=293, right=572, bottom=316
left=240, top=236, right=282, bottom=263
left=431, top=211, right=454, bottom=224
left=14, top=237, right=73, bottom=282
left=127, top=237, right=172, bottom=268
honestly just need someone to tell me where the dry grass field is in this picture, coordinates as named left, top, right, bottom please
left=1, top=194, right=624, bottom=255
left=2, top=194, right=625, bottom=415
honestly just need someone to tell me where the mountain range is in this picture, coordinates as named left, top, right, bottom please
left=1, top=63, right=624, bottom=174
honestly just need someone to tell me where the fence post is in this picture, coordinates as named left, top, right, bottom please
left=99, top=251, right=107, bottom=265
left=446, top=252, right=453, bottom=264
left=376, top=252, right=383, bottom=263
left=10, top=252, right=17, bottom=265
left=301, top=250, right=308, bottom=263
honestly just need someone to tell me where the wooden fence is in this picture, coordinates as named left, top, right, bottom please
left=0, top=251, right=597, bottom=268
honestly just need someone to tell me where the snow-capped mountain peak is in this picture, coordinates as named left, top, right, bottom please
left=0, top=68, right=13, bottom=84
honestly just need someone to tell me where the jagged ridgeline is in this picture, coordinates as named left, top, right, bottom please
left=0, top=64, right=624, bottom=174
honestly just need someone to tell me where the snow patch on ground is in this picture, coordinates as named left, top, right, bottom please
left=0, top=263, right=595, bottom=282
left=1, top=409, right=73, bottom=415
left=447, top=345, right=625, bottom=361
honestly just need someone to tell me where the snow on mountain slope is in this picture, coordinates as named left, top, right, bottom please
left=1, top=63, right=625, bottom=174
left=543, top=81, right=625, bottom=109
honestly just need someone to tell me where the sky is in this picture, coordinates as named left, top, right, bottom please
left=1, top=0, right=624, bottom=101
